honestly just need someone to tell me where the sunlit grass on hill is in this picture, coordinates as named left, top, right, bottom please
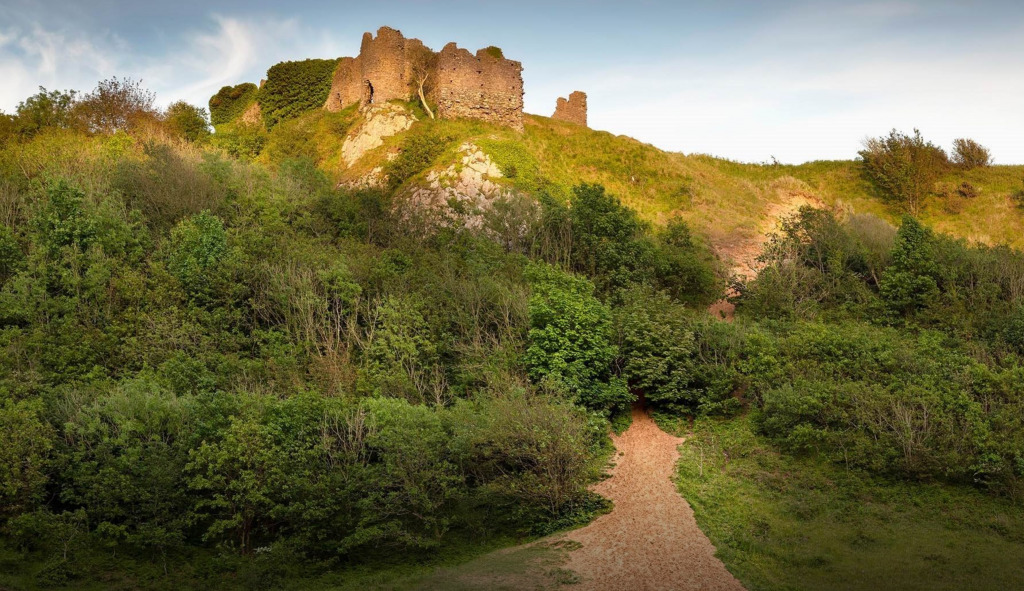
left=286, top=106, right=1024, bottom=259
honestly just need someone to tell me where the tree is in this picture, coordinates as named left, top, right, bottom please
left=407, top=45, right=438, bottom=119
left=76, top=77, right=158, bottom=134
left=12, top=87, right=80, bottom=137
left=951, top=138, right=992, bottom=170
left=879, top=217, right=939, bottom=318
left=523, top=263, right=632, bottom=414
left=0, top=110, right=16, bottom=145
left=859, top=129, right=949, bottom=214
left=569, top=183, right=655, bottom=292
left=163, top=101, right=211, bottom=142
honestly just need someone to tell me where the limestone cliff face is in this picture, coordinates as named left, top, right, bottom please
left=340, top=103, right=417, bottom=167
left=406, top=142, right=519, bottom=229
left=324, top=27, right=524, bottom=131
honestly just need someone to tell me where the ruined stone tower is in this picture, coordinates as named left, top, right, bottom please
left=324, top=27, right=524, bottom=131
left=435, top=44, right=524, bottom=131
left=552, top=91, right=588, bottom=127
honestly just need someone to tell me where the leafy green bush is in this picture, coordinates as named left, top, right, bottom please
left=259, top=59, right=338, bottom=129
left=209, top=83, right=259, bottom=126
left=879, top=217, right=940, bottom=318
left=523, top=263, right=632, bottom=414
left=167, top=211, right=228, bottom=298
left=447, top=392, right=604, bottom=527
left=209, top=122, right=268, bottom=159
left=163, top=101, right=211, bottom=142
left=859, top=129, right=950, bottom=213
left=0, top=398, right=53, bottom=520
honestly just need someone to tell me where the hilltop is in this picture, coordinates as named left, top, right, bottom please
left=210, top=98, right=1024, bottom=277
left=205, top=26, right=1024, bottom=271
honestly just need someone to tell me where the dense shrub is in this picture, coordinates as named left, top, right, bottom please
left=208, top=83, right=259, bottom=126
left=163, top=101, right=211, bottom=142
left=524, top=263, right=632, bottom=414
left=569, top=183, right=654, bottom=291
left=879, top=216, right=940, bottom=318
left=859, top=129, right=950, bottom=213
left=113, top=142, right=227, bottom=226
left=259, top=59, right=339, bottom=129
left=952, top=138, right=992, bottom=170
left=167, top=211, right=228, bottom=298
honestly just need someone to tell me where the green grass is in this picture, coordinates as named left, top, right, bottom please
left=324, top=108, right=1024, bottom=254
left=0, top=534, right=562, bottom=591
left=660, top=414, right=1024, bottom=591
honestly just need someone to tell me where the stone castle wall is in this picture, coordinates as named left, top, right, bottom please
left=324, top=27, right=524, bottom=131
left=324, top=57, right=362, bottom=111
left=434, top=44, right=524, bottom=131
left=358, top=27, right=411, bottom=104
left=552, top=91, right=587, bottom=127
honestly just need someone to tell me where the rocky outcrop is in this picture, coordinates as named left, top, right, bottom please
left=407, top=143, right=514, bottom=228
left=340, top=103, right=417, bottom=167
left=552, top=91, right=588, bottom=127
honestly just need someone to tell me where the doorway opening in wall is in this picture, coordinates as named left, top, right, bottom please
left=364, top=80, right=374, bottom=104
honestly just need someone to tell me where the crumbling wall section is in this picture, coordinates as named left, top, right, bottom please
left=435, top=44, right=524, bottom=131
left=325, top=57, right=362, bottom=111
left=552, top=91, right=588, bottom=127
left=359, top=26, right=409, bottom=104
left=323, top=28, right=526, bottom=130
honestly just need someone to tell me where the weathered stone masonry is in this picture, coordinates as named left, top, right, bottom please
left=552, top=91, right=588, bottom=128
left=435, top=43, right=524, bottom=131
left=324, top=27, right=524, bottom=131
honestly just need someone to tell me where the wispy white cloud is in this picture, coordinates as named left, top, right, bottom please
left=1, top=2, right=1022, bottom=164
left=0, top=14, right=348, bottom=113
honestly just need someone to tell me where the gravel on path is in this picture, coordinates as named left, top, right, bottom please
left=562, top=405, right=746, bottom=591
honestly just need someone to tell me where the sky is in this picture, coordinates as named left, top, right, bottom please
left=1, top=0, right=1022, bottom=164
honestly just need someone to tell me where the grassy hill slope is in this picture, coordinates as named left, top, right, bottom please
left=259, top=104, right=1024, bottom=266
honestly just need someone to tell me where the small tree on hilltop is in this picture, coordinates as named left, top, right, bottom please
left=859, top=129, right=949, bottom=214
left=951, top=138, right=992, bottom=170
left=408, top=45, right=438, bottom=119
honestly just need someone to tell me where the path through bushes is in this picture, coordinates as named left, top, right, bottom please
left=559, top=405, right=745, bottom=590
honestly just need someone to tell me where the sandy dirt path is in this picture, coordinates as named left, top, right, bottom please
left=561, top=405, right=746, bottom=591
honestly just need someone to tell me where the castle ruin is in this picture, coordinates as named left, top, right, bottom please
left=552, top=91, right=588, bottom=127
left=324, top=27, right=525, bottom=131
